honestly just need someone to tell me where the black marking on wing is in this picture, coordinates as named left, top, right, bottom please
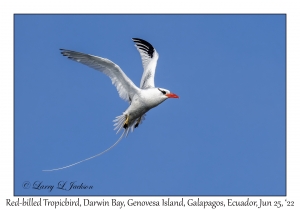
left=60, top=49, right=88, bottom=62
left=60, top=49, right=76, bottom=58
left=132, top=38, right=155, bottom=58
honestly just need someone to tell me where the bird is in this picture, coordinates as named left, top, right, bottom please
left=43, top=38, right=178, bottom=171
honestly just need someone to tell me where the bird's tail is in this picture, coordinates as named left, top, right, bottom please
left=113, top=114, right=127, bottom=133
left=113, top=114, right=131, bottom=137
left=42, top=128, right=127, bottom=172
left=113, top=113, right=146, bottom=136
left=42, top=114, right=140, bottom=171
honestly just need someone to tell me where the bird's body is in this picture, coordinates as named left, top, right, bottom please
left=116, top=87, right=175, bottom=131
left=61, top=38, right=178, bottom=137
left=43, top=38, right=178, bottom=171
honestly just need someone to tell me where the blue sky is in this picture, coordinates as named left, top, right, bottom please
left=15, top=14, right=286, bottom=196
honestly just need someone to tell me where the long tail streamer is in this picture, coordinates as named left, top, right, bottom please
left=42, top=130, right=126, bottom=172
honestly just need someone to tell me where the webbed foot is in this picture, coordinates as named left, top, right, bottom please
left=134, top=117, right=142, bottom=128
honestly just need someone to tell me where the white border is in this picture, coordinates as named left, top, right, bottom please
left=1, top=0, right=299, bottom=209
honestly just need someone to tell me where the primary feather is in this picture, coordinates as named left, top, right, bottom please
left=132, top=38, right=159, bottom=89
left=60, top=49, right=139, bottom=104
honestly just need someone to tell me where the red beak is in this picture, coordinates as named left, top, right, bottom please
left=166, top=93, right=179, bottom=98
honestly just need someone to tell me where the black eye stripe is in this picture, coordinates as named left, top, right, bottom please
left=158, top=88, right=166, bottom=94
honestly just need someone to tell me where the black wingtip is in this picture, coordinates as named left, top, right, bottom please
left=60, top=49, right=66, bottom=55
left=132, top=38, right=142, bottom=40
left=60, top=50, right=67, bottom=56
left=132, top=38, right=155, bottom=57
left=132, top=38, right=152, bottom=45
left=60, top=49, right=72, bottom=57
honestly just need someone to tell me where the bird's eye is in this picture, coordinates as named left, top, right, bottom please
left=158, top=88, right=166, bottom=95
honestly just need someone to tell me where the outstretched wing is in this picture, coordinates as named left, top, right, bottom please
left=60, top=49, right=139, bottom=103
left=132, top=38, right=159, bottom=89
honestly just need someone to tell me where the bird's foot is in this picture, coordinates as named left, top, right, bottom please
left=134, top=117, right=142, bottom=128
left=123, top=115, right=129, bottom=129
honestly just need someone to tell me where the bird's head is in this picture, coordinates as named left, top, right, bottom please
left=157, top=88, right=179, bottom=99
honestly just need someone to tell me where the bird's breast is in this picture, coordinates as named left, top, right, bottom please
left=125, top=92, right=164, bottom=123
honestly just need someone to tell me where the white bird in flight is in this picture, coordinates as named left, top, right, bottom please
left=43, top=38, right=179, bottom=171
